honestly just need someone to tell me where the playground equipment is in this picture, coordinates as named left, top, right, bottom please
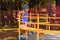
left=18, top=13, right=60, bottom=40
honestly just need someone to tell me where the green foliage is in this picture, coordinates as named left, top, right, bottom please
left=1, top=0, right=55, bottom=10
left=52, top=0, right=56, bottom=4
left=57, top=28, right=60, bottom=30
left=40, top=0, right=47, bottom=7
left=2, top=0, right=7, bottom=10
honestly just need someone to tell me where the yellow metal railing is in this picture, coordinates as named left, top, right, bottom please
left=18, top=13, right=60, bottom=40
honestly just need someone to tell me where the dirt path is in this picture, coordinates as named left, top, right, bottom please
left=0, top=30, right=18, bottom=40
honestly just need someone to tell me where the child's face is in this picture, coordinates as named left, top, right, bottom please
left=24, top=8, right=29, bottom=12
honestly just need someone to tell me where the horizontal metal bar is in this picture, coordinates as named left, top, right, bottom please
left=19, top=27, right=60, bottom=34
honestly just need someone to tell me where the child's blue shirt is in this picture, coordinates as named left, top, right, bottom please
left=22, top=12, right=28, bottom=24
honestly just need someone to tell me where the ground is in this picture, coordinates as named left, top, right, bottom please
left=20, top=33, right=60, bottom=40
left=0, top=30, right=18, bottom=40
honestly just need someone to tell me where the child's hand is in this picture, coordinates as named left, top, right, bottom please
left=18, top=10, right=24, bottom=14
left=22, top=10, right=24, bottom=12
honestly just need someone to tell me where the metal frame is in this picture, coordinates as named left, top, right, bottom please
left=18, top=13, right=60, bottom=40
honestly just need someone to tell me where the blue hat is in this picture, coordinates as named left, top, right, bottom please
left=23, top=4, right=29, bottom=9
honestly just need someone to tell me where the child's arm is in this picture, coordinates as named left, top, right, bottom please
left=15, top=11, right=23, bottom=19
left=18, top=10, right=24, bottom=14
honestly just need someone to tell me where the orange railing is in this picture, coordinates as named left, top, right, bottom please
left=18, top=13, right=60, bottom=40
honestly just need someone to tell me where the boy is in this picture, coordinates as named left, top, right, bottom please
left=21, top=4, right=29, bottom=25
left=18, top=4, right=29, bottom=27
left=16, top=4, right=29, bottom=40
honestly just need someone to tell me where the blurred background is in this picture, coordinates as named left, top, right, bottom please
left=0, top=0, right=56, bottom=28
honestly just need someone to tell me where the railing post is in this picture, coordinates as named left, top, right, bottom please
left=37, top=14, right=39, bottom=29
left=18, top=13, right=20, bottom=40
left=34, top=24, right=36, bottom=28
left=19, top=29, right=20, bottom=40
left=42, top=33, right=44, bottom=40
left=37, top=32, right=39, bottom=40
left=46, top=14, right=49, bottom=30
left=26, top=31, right=28, bottom=40
left=30, top=12, right=31, bottom=22
left=49, top=22, right=50, bottom=30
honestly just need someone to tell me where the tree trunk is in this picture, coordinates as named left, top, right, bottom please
left=0, top=0, right=5, bottom=26
left=10, top=0, right=14, bottom=26
left=47, top=0, right=52, bottom=16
